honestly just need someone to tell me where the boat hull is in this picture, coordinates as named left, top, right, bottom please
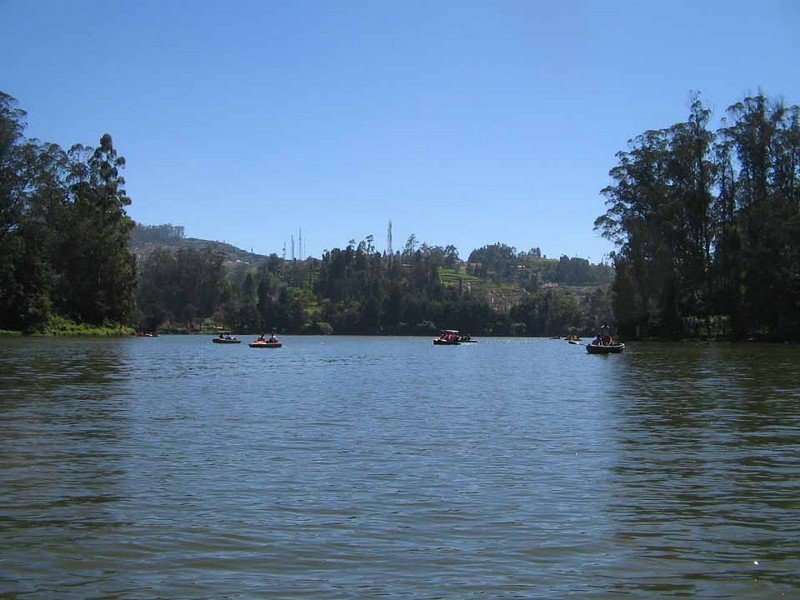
left=213, top=338, right=241, bottom=344
left=433, top=339, right=460, bottom=345
left=249, top=342, right=282, bottom=348
left=586, top=343, right=625, bottom=354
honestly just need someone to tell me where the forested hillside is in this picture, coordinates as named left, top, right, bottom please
left=133, top=227, right=613, bottom=336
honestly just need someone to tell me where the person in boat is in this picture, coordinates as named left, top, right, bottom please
left=268, top=330, right=278, bottom=342
left=599, top=323, right=612, bottom=345
left=592, top=335, right=603, bottom=346
left=256, top=333, right=266, bottom=342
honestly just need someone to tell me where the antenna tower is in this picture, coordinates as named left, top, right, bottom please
left=291, top=235, right=295, bottom=261
left=387, top=220, right=393, bottom=256
left=299, top=229, right=303, bottom=261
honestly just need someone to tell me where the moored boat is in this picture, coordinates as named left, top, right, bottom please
left=213, top=333, right=241, bottom=344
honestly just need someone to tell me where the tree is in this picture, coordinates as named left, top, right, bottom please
left=719, top=94, right=800, bottom=338
left=598, top=91, right=800, bottom=340
left=666, top=95, right=717, bottom=336
left=0, top=92, right=27, bottom=329
left=595, top=127, right=678, bottom=337
left=468, top=243, right=518, bottom=282
left=0, top=94, right=72, bottom=331
left=62, top=134, right=137, bottom=324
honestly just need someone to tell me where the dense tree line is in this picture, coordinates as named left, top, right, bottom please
left=131, top=223, right=185, bottom=244
left=596, top=92, right=800, bottom=340
left=136, top=233, right=613, bottom=336
left=0, top=92, right=136, bottom=332
left=467, top=243, right=613, bottom=289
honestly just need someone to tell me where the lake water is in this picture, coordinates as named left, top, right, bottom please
left=1, top=336, right=799, bottom=597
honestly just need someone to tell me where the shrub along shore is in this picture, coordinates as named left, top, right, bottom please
left=0, top=318, right=134, bottom=337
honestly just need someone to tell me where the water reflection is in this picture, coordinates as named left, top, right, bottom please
left=603, top=343, right=800, bottom=594
left=0, top=338, right=132, bottom=594
left=1, top=337, right=799, bottom=596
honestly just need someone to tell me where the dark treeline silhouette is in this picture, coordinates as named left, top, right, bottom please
left=596, top=92, right=800, bottom=341
left=0, top=92, right=136, bottom=332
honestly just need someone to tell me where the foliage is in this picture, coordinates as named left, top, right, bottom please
left=467, top=243, right=612, bottom=289
left=130, top=223, right=185, bottom=244
left=44, top=315, right=135, bottom=336
left=133, top=229, right=613, bottom=336
left=0, top=92, right=137, bottom=333
left=137, top=247, right=227, bottom=330
left=596, top=92, right=800, bottom=340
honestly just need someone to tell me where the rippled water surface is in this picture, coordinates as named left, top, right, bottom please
left=1, top=336, right=799, bottom=597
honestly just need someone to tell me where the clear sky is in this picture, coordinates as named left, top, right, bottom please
left=2, top=0, right=798, bottom=262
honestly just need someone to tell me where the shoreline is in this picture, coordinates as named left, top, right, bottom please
left=3, top=329, right=796, bottom=344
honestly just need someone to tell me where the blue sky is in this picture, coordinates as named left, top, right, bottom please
left=2, top=0, right=798, bottom=262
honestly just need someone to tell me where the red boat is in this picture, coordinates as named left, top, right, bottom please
left=249, top=336, right=282, bottom=348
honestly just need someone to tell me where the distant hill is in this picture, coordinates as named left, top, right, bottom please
left=129, top=224, right=269, bottom=265
left=130, top=225, right=612, bottom=293
left=131, top=224, right=613, bottom=335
